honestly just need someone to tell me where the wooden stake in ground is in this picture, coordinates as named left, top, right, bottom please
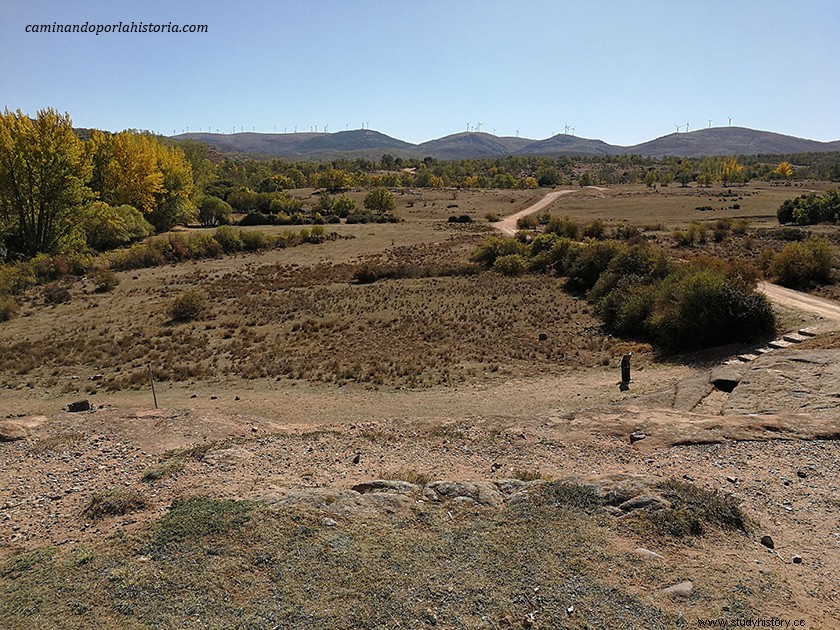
left=149, top=364, right=158, bottom=409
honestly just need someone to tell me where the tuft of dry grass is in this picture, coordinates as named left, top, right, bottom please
left=82, top=488, right=147, bottom=519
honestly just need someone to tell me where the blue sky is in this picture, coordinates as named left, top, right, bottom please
left=2, top=0, right=838, bottom=145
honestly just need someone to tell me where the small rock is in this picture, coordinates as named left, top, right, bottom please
left=792, top=554, right=803, bottom=564
left=322, top=517, right=337, bottom=527
left=618, top=493, right=667, bottom=512
left=629, top=431, right=646, bottom=444
left=663, top=580, right=693, bottom=598
left=635, top=547, right=664, bottom=561
left=235, top=396, right=240, bottom=401
left=190, top=394, right=197, bottom=399
left=67, top=400, right=91, bottom=413
left=760, top=535, right=775, bottom=549
left=423, top=608, right=438, bottom=625
left=352, top=453, right=361, bottom=465
left=210, top=395, right=217, bottom=400
left=0, top=424, right=27, bottom=442
left=796, top=470, right=807, bottom=479
left=538, top=332, right=548, bottom=341
left=726, top=475, right=738, bottom=484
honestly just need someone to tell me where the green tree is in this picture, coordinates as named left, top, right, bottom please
left=79, top=202, right=154, bottom=250
left=363, top=188, right=396, bottom=214
left=0, top=108, right=92, bottom=256
left=198, top=196, right=233, bottom=227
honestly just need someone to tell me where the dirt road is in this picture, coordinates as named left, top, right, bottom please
left=495, top=189, right=578, bottom=235
left=759, top=282, right=840, bottom=323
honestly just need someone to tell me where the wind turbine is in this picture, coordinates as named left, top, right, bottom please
left=684, top=122, right=690, bottom=133
left=324, top=125, right=329, bottom=133
left=571, top=127, right=576, bottom=136
left=674, top=123, right=681, bottom=133
left=515, top=129, right=519, bottom=138
left=476, top=121, right=482, bottom=132
left=728, top=117, right=733, bottom=126
left=707, top=119, right=713, bottom=128
left=564, top=123, right=570, bottom=135
left=466, top=122, right=470, bottom=132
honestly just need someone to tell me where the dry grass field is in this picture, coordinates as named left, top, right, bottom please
left=2, top=181, right=840, bottom=628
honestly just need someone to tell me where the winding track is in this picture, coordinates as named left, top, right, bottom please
left=495, top=190, right=840, bottom=323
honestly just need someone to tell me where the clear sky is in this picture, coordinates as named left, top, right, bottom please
left=2, top=0, right=838, bottom=146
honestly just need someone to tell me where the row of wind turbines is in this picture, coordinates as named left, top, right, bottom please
left=673, top=117, right=734, bottom=133
left=465, top=122, right=577, bottom=138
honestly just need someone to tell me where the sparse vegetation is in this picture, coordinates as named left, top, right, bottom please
left=632, top=479, right=748, bottom=538
left=82, top=488, right=147, bottom=519
left=167, top=289, right=206, bottom=323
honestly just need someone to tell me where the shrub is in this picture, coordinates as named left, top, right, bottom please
left=471, top=236, right=527, bottom=267
left=582, top=219, right=606, bottom=239
left=213, top=226, right=243, bottom=253
left=83, top=488, right=147, bottom=519
left=770, top=238, right=835, bottom=288
left=564, top=240, right=625, bottom=293
left=672, top=222, right=707, bottom=247
left=43, top=284, right=71, bottom=305
left=91, top=268, right=119, bottom=293
left=239, top=230, right=274, bottom=252
left=636, top=480, right=748, bottom=537
left=168, top=289, right=206, bottom=322
left=484, top=212, right=501, bottom=222
left=493, top=254, right=528, bottom=276
left=0, top=296, right=18, bottom=322
left=516, top=214, right=538, bottom=230
left=648, top=268, right=774, bottom=350
left=546, top=215, right=582, bottom=240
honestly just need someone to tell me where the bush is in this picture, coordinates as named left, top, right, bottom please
left=493, top=254, right=528, bottom=276
left=0, top=296, right=18, bottom=322
left=516, top=214, right=538, bottom=230
left=471, top=236, right=527, bottom=267
left=649, top=268, right=774, bottom=350
left=213, top=226, right=243, bottom=253
left=91, top=268, right=119, bottom=293
left=43, top=284, right=71, bottom=305
left=168, top=289, right=206, bottom=322
left=240, top=230, right=274, bottom=252
left=565, top=240, right=625, bottom=293
left=770, top=238, right=835, bottom=288
left=672, top=222, right=707, bottom=247
left=83, top=488, right=147, bottom=519
left=546, top=215, right=582, bottom=240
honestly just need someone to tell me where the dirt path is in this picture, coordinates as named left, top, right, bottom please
left=759, top=282, right=840, bottom=323
left=495, top=189, right=578, bottom=235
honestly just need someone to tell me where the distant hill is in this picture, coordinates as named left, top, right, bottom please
left=416, top=132, right=534, bottom=159
left=517, top=134, right=622, bottom=157
left=623, top=127, right=840, bottom=158
left=170, top=127, right=840, bottom=161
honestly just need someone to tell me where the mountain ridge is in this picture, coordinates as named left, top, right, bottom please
left=170, top=127, right=840, bottom=161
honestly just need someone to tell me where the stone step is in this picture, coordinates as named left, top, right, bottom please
left=754, top=347, right=773, bottom=355
left=737, top=354, right=759, bottom=362
left=768, top=339, right=793, bottom=350
left=798, top=327, right=818, bottom=337
left=783, top=332, right=808, bottom=343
